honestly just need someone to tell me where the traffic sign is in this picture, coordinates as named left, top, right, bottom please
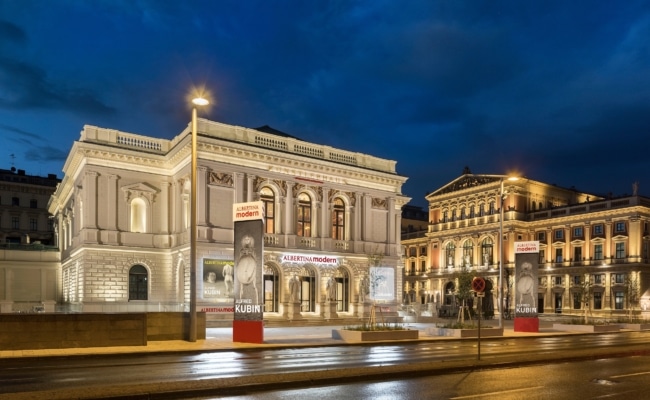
left=471, top=277, right=486, bottom=293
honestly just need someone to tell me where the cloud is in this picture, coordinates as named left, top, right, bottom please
left=0, top=19, right=27, bottom=45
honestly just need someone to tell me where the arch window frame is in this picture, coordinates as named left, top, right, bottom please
left=129, top=265, right=149, bottom=301
left=297, top=192, right=312, bottom=237
left=260, top=187, right=276, bottom=234
left=331, top=197, right=346, bottom=240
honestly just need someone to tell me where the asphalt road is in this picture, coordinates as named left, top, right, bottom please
left=1, top=331, right=649, bottom=399
left=213, top=356, right=650, bottom=400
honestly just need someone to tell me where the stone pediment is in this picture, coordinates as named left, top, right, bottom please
left=429, top=174, right=501, bottom=196
left=121, top=182, right=159, bottom=203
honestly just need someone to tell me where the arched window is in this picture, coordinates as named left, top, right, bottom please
left=489, top=201, right=495, bottom=215
left=261, top=187, right=275, bottom=234
left=481, top=238, right=493, bottom=267
left=445, top=242, right=455, bottom=268
left=263, top=265, right=279, bottom=312
left=331, top=198, right=345, bottom=240
left=462, top=240, right=473, bottom=268
left=130, top=197, right=147, bottom=233
left=334, top=268, right=349, bottom=312
left=297, top=193, right=312, bottom=237
left=129, top=265, right=148, bottom=300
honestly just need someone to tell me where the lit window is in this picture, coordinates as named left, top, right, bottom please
left=555, top=248, right=563, bottom=263
left=614, top=292, right=624, bottom=309
left=593, top=224, right=604, bottom=235
left=261, top=187, right=275, bottom=234
left=297, top=193, right=311, bottom=237
left=331, top=198, right=345, bottom=240
left=554, top=229, right=564, bottom=240
left=615, top=222, right=626, bottom=233
left=573, top=227, right=583, bottom=237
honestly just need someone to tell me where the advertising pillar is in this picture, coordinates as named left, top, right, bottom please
left=514, top=241, right=539, bottom=332
left=232, top=201, right=264, bottom=343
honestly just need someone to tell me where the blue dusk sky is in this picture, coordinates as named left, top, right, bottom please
left=1, top=1, right=649, bottom=207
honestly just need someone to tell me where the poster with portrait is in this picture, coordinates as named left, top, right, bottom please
left=202, top=259, right=235, bottom=300
left=368, top=266, right=395, bottom=301
left=514, top=241, right=539, bottom=318
left=233, top=201, right=264, bottom=322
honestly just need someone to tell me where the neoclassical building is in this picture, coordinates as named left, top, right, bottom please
left=48, top=120, right=409, bottom=324
left=403, top=168, right=650, bottom=318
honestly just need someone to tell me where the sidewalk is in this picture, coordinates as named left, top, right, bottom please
left=0, top=318, right=577, bottom=359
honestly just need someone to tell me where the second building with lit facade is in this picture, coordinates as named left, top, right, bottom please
left=403, top=168, right=650, bottom=318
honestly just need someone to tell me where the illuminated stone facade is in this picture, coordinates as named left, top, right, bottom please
left=48, top=120, right=409, bottom=324
left=403, top=169, right=650, bottom=318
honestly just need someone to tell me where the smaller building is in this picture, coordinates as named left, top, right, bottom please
left=0, top=167, right=61, bottom=313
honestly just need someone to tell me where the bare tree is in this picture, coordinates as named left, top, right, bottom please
left=624, top=273, right=640, bottom=322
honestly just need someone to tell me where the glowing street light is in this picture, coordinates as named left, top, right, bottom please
left=189, top=95, right=209, bottom=342
left=498, top=175, right=519, bottom=330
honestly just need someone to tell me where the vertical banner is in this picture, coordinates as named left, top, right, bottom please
left=369, top=266, right=395, bottom=301
left=232, top=201, right=264, bottom=343
left=514, top=241, right=539, bottom=332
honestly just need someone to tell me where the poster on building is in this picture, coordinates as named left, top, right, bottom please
left=233, top=201, right=264, bottom=322
left=202, top=259, right=235, bottom=300
left=368, top=266, right=395, bottom=301
left=514, top=241, right=539, bottom=318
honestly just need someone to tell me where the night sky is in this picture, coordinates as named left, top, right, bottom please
left=2, top=1, right=649, bottom=207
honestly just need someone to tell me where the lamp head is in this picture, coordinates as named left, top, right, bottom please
left=192, top=97, right=209, bottom=106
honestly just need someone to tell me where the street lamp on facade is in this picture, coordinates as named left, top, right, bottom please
left=189, top=96, right=209, bottom=342
left=498, top=175, right=519, bottom=330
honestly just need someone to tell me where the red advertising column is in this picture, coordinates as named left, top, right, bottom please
left=232, top=201, right=265, bottom=343
left=513, top=241, right=540, bottom=333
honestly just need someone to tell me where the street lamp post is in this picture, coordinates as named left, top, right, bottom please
left=498, top=175, right=519, bottom=330
left=189, top=96, right=209, bottom=342
left=498, top=178, right=505, bottom=330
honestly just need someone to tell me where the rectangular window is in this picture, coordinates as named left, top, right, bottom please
left=555, top=248, right=563, bottom=263
left=574, top=246, right=582, bottom=262
left=30, top=199, right=37, bottom=208
left=614, top=292, right=624, bottom=310
left=554, top=276, right=562, bottom=285
left=539, top=249, right=545, bottom=264
left=573, top=275, right=581, bottom=285
left=615, top=242, right=625, bottom=259
left=614, top=273, right=625, bottom=284
left=593, top=224, right=603, bottom=235
left=421, top=260, right=426, bottom=272
left=29, top=218, right=37, bottom=231
left=537, top=231, right=546, bottom=241
left=420, top=246, right=427, bottom=256
left=573, top=227, right=583, bottom=237
left=11, top=216, right=19, bottom=229
left=554, top=229, right=564, bottom=240
left=593, top=292, right=602, bottom=309
left=594, top=274, right=602, bottom=284
left=409, top=247, right=417, bottom=257
left=615, top=222, right=626, bottom=233
left=573, top=293, right=581, bottom=309
left=594, top=244, right=603, bottom=260
left=410, top=261, right=415, bottom=275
